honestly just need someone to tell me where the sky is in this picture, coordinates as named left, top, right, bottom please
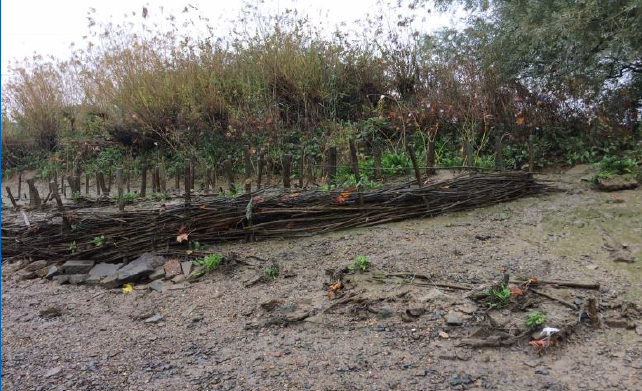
left=1, top=0, right=461, bottom=77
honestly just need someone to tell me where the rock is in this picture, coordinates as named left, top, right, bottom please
left=457, top=303, right=478, bottom=314
left=45, top=366, right=63, bottom=378
left=45, top=266, right=61, bottom=279
left=68, top=274, right=88, bottom=285
left=524, top=359, right=541, bottom=368
left=24, top=260, right=48, bottom=272
left=261, top=299, right=281, bottom=311
left=144, top=314, right=163, bottom=324
left=474, top=234, right=491, bottom=241
left=163, top=259, right=181, bottom=278
left=186, top=266, right=204, bottom=282
left=377, top=305, right=394, bottom=319
left=86, top=262, right=123, bottom=284
left=52, top=275, right=70, bottom=285
left=35, top=267, right=50, bottom=278
left=596, top=176, right=639, bottom=192
left=181, top=261, right=193, bottom=276
left=118, top=253, right=166, bottom=282
left=16, top=269, right=37, bottom=280
left=39, top=307, right=62, bottom=319
left=149, top=279, right=164, bottom=292
left=100, top=272, right=120, bottom=289
left=149, top=267, right=165, bottom=281
left=61, top=260, right=95, bottom=274
left=446, top=311, right=464, bottom=325
left=405, top=307, right=425, bottom=317
left=172, top=274, right=186, bottom=283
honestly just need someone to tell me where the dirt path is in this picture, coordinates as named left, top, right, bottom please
left=2, top=166, right=641, bottom=391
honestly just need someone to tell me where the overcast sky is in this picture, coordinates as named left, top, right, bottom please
left=1, top=0, right=460, bottom=76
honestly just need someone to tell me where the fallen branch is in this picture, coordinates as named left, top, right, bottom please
left=531, top=288, right=578, bottom=309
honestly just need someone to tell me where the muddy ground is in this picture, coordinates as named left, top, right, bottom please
left=2, top=165, right=642, bottom=391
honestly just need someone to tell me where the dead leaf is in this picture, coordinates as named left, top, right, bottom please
left=177, top=233, right=189, bottom=243
left=439, top=331, right=449, bottom=339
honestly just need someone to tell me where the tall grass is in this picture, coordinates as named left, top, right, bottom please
left=1, top=1, right=632, bottom=171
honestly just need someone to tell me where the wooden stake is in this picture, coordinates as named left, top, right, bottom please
left=26, top=178, right=41, bottom=206
left=495, top=135, right=503, bottom=171
left=283, top=154, right=292, bottom=190
left=298, top=146, right=305, bottom=188
left=175, top=169, right=180, bottom=193
left=348, top=138, right=364, bottom=206
left=257, top=148, right=266, bottom=189
left=328, top=146, right=337, bottom=188
left=116, top=168, right=124, bottom=211
left=184, top=159, right=191, bottom=205
left=244, top=145, right=252, bottom=194
left=190, top=153, right=195, bottom=190
left=140, top=164, right=147, bottom=198
left=17, top=172, right=22, bottom=200
left=407, top=143, right=423, bottom=187
left=426, top=141, right=436, bottom=175
left=465, top=142, right=474, bottom=169
left=126, top=169, right=131, bottom=193
left=205, top=167, right=211, bottom=194
left=95, top=171, right=101, bottom=195
left=5, top=187, right=19, bottom=209
left=49, top=181, right=69, bottom=232
left=528, top=133, right=534, bottom=173
left=85, top=173, right=90, bottom=194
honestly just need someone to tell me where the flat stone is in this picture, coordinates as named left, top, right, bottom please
left=446, top=311, right=464, bottom=326
left=149, top=267, right=165, bottom=281
left=52, top=275, right=70, bottom=285
left=144, top=314, right=163, bottom=324
left=45, top=366, right=63, bottom=378
left=16, top=269, right=37, bottom=280
left=62, top=260, right=95, bottom=274
left=181, top=261, right=193, bottom=277
left=118, top=253, right=166, bottom=282
left=150, top=279, right=164, bottom=292
left=68, top=274, right=88, bottom=285
left=45, top=266, right=61, bottom=279
left=163, top=259, right=181, bottom=278
left=100, top=272, right=120, bottom=289
left=86, top=262, right=123, bottom=284
left=172, top=274, right=186, bottom=283
left=24, top=260, right=48, bottom=272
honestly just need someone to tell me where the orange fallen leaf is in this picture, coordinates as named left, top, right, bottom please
left=331, top=282, right=342, bottom=291
left=529, top=339, right=554, bottom=349
left=340, top=192, right=351, bottom=198
left=334, top=196, right=346, bottom=204
left=327, top=290, right=336, bottom=300
left=510, top=288, right=524, bottom=296
left=176, top=233, right=189, bottom=243
left=200, top=204, right=206, bottom=209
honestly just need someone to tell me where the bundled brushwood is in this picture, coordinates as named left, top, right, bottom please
left=1, top=172, right=550, bottom=264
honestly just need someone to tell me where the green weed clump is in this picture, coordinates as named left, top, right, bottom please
left=193, top=254, right=224, bottom=274
left=526, top=311, right=547, bottom=328
left=348, top=255, right=371, bottom=272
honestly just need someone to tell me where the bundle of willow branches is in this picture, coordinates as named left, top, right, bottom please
left=1, top=172, right=551, bottom=264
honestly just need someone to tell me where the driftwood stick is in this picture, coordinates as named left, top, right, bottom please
left=531, top=288, right=578, bottom=309
left=512, top=279, right=600, bottom=290
left=6, top=187, right=19, bottom=209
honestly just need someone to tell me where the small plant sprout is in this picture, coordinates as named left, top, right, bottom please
left=264, top=263, right=279, bottom=281
left=69, top=241, right=77, bottom=251
left=193, top=254, right=223, bottom=274
left=123, top=192, right=137, bottom=203
left=485, top=284, right=512, bottom=308
left=192, top=241, right=204, bottom=251
left=526, top=311, right=547, bottom=328
left=92, top=235, right=106, bottom=247
left=348, top=255, right=371, bottom=272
